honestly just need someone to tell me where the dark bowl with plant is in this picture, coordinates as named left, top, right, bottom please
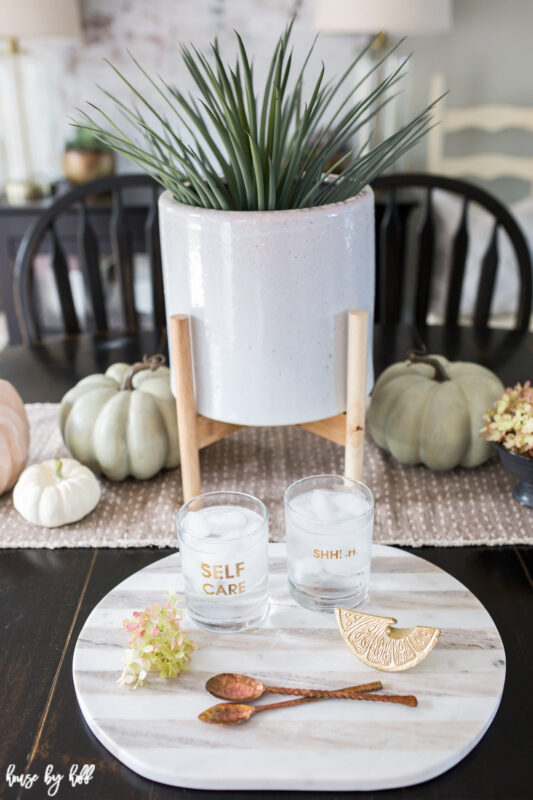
left=63, top=128, right=114, bottom=185
left=481, top=382, right=533, bottom=507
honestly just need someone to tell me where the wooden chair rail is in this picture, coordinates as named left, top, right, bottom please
left=371, top=172, right=532, bottom=332
left=13, top=174, right=165, bottom=344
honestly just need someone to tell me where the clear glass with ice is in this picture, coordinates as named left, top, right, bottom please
left=177, top=491, right=269, bottom=632
left=284, top=474, right=374, bottom=611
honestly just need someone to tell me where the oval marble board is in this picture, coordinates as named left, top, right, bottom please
left=73, top=543, right=505, bottom=791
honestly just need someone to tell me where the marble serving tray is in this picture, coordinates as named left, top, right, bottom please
left=72, top=543, right=505, bottom=791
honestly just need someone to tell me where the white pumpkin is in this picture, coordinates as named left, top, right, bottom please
left=13, top=458, right=101, bottom=527
left=59, top=355, right=180, bottom=481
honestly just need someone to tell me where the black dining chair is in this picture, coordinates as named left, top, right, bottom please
left=13, top=174, right=166, bottom=344
left=371, top=172, right=532, bottom=331
left=14, top=171, right=532, bottom=344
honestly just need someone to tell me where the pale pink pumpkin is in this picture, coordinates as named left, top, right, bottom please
left=0, top=380, right=30, bottom=494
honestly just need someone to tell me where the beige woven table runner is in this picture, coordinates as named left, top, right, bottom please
left=0, top=403, right=531, bottom=548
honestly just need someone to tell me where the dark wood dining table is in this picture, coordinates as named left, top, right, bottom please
left=0, top=324, right=531, bottom=800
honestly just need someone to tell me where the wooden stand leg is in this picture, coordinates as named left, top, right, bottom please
left=170, top=309, right=368, bottom=501
left=171, top=314, right=201, bottom=501
left=345, top=309, right=368, bottom=483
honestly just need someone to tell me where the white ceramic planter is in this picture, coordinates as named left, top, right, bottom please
left=159, top=188, right=375, bottom=426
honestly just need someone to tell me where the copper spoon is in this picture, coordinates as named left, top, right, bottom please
left=206, top=672, right=383, bottom=702
left=200, top=691, right=418, bottom=726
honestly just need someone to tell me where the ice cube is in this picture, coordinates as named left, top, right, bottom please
left=289, top=493, right=309, bottom=514
left=290, top=556, right=318, bottom=587
left=322, top=552, right=358, bottom=577
left=243, top=514, right=263, bottom=536
left=208, top=508, right=247, bottom=530
left=310, top=489, right=338, bottom=521
left=182, top=510, right=210, bottom=537
left=200, top=507, right=249, bottom=539
left=332, top=491, right=369, bottom=519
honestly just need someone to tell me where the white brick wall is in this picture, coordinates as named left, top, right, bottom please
left=0, top=0, right=364, bottom=183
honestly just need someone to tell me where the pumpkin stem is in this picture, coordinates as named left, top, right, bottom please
left=54, top=459, right=63, bottom=479
left=120, top=354, right=166, bottom=391
left=407, top=348, right=450, bottom=382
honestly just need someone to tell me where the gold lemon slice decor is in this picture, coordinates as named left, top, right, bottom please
left=335, top=608, right=440, bottom=672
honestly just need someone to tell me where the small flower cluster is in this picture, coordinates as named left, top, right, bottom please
left=118, top=591, right=197, bottom=689
left=481, top=381, right=533, bottom=458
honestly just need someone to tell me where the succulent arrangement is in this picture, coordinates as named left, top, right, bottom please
left=481, top=382, right=533, bottom=458
left=118, top=592, right=197, bottom=689
left=65, top=126, right=111, bottom=152
left=76, top=22, right=437, bottom=211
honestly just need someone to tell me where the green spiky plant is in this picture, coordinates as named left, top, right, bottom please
left=76, top=22, right=437, bottom=211
left=65, top=127, right=111, bottom=152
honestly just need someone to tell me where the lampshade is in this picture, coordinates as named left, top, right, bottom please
left=0, top=0, right=82, bottom=40
left=315, top=0, right=452, bottom=35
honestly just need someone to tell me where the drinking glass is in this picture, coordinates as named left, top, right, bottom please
left=284, top=474, right=374, bottom=611
left=177, top=490, right=269, bottom=632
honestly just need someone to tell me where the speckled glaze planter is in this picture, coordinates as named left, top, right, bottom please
left=158, top=188, right=375, bottom=426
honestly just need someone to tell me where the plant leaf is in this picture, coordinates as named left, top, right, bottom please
left=76, top=25, right=437, bottom=210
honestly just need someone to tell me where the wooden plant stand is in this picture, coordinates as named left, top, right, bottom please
left=171, top=310, right=369, bottom=502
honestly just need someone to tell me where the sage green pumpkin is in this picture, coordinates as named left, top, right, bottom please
left=367, top=354, right=504, bottom=470
left=59, top=358, right=180, bottom=481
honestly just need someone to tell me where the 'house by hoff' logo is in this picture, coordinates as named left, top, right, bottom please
left=6, top=764, right=95, bottom=796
